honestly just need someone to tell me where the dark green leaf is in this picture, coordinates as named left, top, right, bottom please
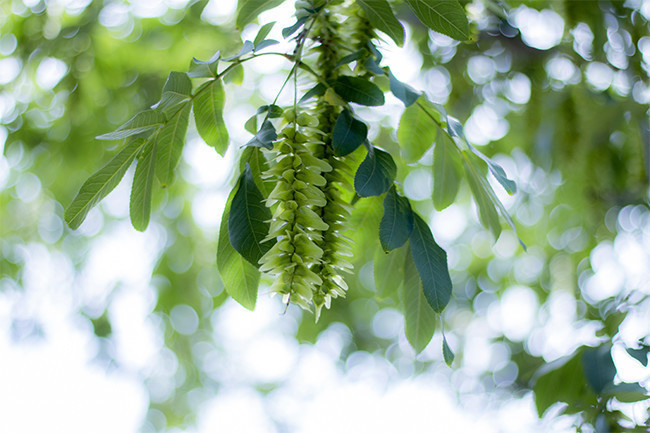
left=442, top=335, right=455, bottom=366
left=463, top=151, right=502, bottom=240
left=130, top=137, right=157, bottom=231
left=364, top=56, right=385, bottom=75
left=193, top=79, right=229, bottom=155
left=397, top=100, right=436, bottom=162
left=389, top=71, right=420, bottom=107
left=402, top=247, right=436, bottom=353
left=354, top=147, right=397, bottom=197
left=379, top=186, right=414, bottom=251
left=333, top=76, right=385, bottom=106
left=156, top=102, right=190, bottom=187
left=224, top=40, right=254, bottom=61
left=254, top=21, right=276, bottom=46
left=155, top=72, right=192, bottom=116
left=335, top=50, right=364, bottom=69
left=626, top=346, right=649, bottom=366
left=601, top=382, right=650, bottom=403
left=65, top=139, right=146, bottom=229
left=405, top=0, right=469, bottom=41
left=374, top=245, right=406, bottom=299
left=188, top=51, right=220, bottom=78
left=256, top=104, right=283, bottom=118
left=245, top=120, right=277, bottom=149
left=332, top=109, right=368, bottom=156
left=433, top=128, right=463, bottom=210
left=581, top=345, right=616, bottom=394
left=409, top=213, right=452, bottom=313
left=228, top=163, right=274, bottom=266
left=237, top=0, right=284, bottom=28
left=356, top=0, right=405, bottom=46
left=96, top=110, right=166, bottom=140
left=217, top=184, right=260, bottom=310
left=300, top=83, right=326, bottom=103
left=282, top=16, right=308, bottom=38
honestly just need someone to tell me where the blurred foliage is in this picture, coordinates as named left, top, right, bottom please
left=1, top=0, right=649, bottom=432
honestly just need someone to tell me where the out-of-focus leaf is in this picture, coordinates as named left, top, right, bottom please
left=188, top=51, right=220, bottom=78
left=65, top=138, right=146, bottom=229
left=156, top=103, right=190, bottom=187
left=626, top=346, right=650, bottom=366
left=96, top=110, right=166, bottom=140
left=398, top=100, right=437, bottom=162
left=405, top=0, right=469, bottom=41
left=356, top=0, right=405, bottom=46
left=282, top=16, right=308, bottom=38
left=224, top=41, right=255, bottom=61
left=228, top=163, right=274, bottom=266
left=193, top=79, right=229, bottom=155
left=354, top=147, right=396, bottom=197
left=333, top=76, right=385, bottom=106
left=402, top=247, right=437, bottom=354
left=374, top=245, right=406, bottom=299
left=602, top=382, right=650, bottom=403
left=254, top=21, right=276, bottom=46
left=443, top=335, right=455, bottom=366
left=389, top=71, right=420, bottom=107
left=581, top=345, right=616, bottom=394
left=379, top=186, right=414, bottom=251
left=237, top=0, right=284, bottom=28
left=254, top=39, right=279, bottom=52
left=433, top=128, right=463, bottom=210
left=130, top=137, right=157, bottom=231
left=409, top=213, right=452, bottom=313
left=463, top=151, right=502, bottom=240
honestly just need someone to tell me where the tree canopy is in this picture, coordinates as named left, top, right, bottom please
left=1, top=0, right=649, bottom=431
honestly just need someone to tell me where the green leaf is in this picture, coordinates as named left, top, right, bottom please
left=228, top=163, right=274, bottom=266
left=389, top=71, right=420, bottom=107
left=533, top=351, right=598, bottom=417
left=245, top=120, right=277, bottom=149
left=333, top=76, right=385, bottom=106
left=433, top=128, right=463, bottom=210
left=156, top=102, right=190, bottom=187
left=626, top=346, right=649, bottom=366
left=374, top=245, right=406, bottom=299
left=155, top=72, right=192, bottom=116
left=379, top=186, right=414, bottom=251
left=581, top=345, right=616, bottom=394
left=356, top=0, right=405, bottom=46
left=401, top=247, right=437, bottom=354
left=240, top=146, right=272, bottom=196
left=332, top=109, right=368, bottom=156
left=409, top=213, right=452, bottom=313
left=602, top=382, right=650, bottom=403
left=335, top=50, right=364, bottom=69
left=397, top=100, right=437, bottom=162
left=217, top=183, right=260, bottom=311
left=236, top=0, right=284, bottom=28
left=404, top=0, right=469, bottom=41
left=96, top=110, right=166, bottom=140
left=130, top=137, right=157, bottom=231
left=282, top=16, right=308, bottom=38
left=300, top=83, right=326, bottom=103
left=254, top=21, right=276, bottom=46
left=65, top=138, right=146, bottom=229
left=224, top=40, right=254, bottom=61
left=256, top=104, right=283, bottom=118
left=463, top=151, right=502, bottom=240
left=244, top=114, right=258, bottom=134
left=223, top=64, right=245, bottom=85
left=442, top=335, right=455, bottom=366
left=254, top=39, right=279, bottom=52
left=193, top=79, right=229, bottom=155
left=188, top=51, right=220, bottom=78
left=354, top=147, right=397, bottom=197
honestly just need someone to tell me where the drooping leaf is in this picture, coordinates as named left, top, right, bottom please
left=463, top=151, right=502, bottom=240
left=154, top=71, right=192, bottom=116
left=404, top=0, right=469, bottom=41
left=282, top=16, right=308, bottom=38
left=96, top=110, right=166, bottom=140
left=193, top=79, right=229, bottom=155
left=409, top=213, right=452, bottom=313
left=374, top=245, right=406, bottom=299
left=245, top=120, right=277, bottom=149
left=379, top=186, right=414, bottom=251
left=433, top=128, right=463, bottom=210
left=228, top=163, right=274, bottom=266
left=356, top=0, right=405, bottom=46
left=442, top=335, right=455, bottom=366
left=156, top=103, right=190, bottom=187
left=65, top=138, right=146, bottom=229
left=333, top=76, right=385, bottom=106
left=389, top=71, right=420, bottom=107
left=217, top=184, right=260, bottom=311
left=402, top=247, right=437, bottom=354
left=332, top=109, right=368, bottom=156
left=254, top=21, right=276, bottom=46
left=354, top=147, right=397, bottom=197
left=533, top=351, right=598, bottom=417
left=130, top=137, right=157, bottom=232
left=236, top=0, right=284, bottom=28
left=581, top=345, right=617, bottom=394
left=188, top=51, right=220, bottom=78
left=397, top=100, right=437, bottom=162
